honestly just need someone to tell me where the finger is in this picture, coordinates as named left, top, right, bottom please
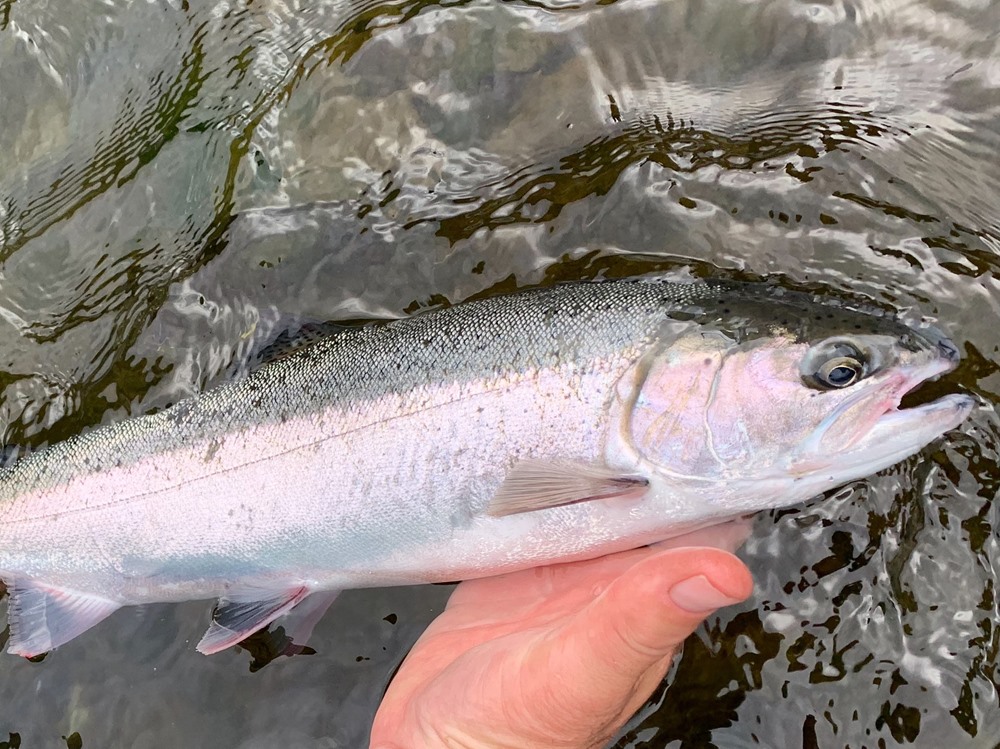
left=650, top=515, right=755, bottom=554
left=538, top=547, right=752, bottom=719
left=444, top=544, right=664, bottom=613
left=446, top=516, right=755, bottom=619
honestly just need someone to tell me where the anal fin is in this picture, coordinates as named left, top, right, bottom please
left=197, top=586, right=309, bottom=655
left=487, top=460, right=649, bottom=517
left=6, top=580, right=121, bottom=657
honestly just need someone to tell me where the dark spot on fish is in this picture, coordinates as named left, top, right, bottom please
left=167, top=403, right=189, bottom=425
left=704, top=357, right=713, bottom=366
left=203, top=440, right=221, bottom=463
left=383, top=613, right=398, bottom=625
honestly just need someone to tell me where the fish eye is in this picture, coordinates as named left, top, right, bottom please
left=815, top=356, right=863, bottom=388
left=801, top=338, right=871, bottom=390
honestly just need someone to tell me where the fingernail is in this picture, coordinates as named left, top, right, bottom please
left=668, top=575, right=743, bottom=613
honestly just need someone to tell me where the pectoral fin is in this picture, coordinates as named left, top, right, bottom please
left=197, top=586, right=309, bottom=655
left=486, top=460, right=649, bottom=517
left=6, top=580, right=121, bottom=657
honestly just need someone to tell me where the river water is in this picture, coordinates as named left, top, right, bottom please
left=0, top=1, right=998, bottom=747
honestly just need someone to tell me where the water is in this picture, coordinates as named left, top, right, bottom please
left=0, top=0, right=998, bottom=746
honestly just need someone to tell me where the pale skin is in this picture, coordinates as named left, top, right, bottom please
left=370, top=520, right=754, bottom=749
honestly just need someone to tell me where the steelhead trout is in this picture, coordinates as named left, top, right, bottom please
left=0, top=277, right=973, bottom=657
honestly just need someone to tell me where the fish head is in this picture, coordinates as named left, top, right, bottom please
left=618, top=284, right=974, bottom=505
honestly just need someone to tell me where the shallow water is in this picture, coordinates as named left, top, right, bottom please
left=0, top=0, right=998, bottom=746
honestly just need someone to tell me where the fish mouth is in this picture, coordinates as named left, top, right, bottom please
left=842, top=390, right=974, bottom=476
left=869, top=354, right=972, bottom=438
left=792, top=354, right=975, bottom=477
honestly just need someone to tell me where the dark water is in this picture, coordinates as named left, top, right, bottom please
left=1, top=0, right=999, bottom=746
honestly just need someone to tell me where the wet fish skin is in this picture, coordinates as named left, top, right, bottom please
left=0, top=277, right=974, bottom=657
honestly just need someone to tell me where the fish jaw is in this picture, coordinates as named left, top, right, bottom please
left=787, top=354, right=975, bottom=480
left=793, top=392, right=974, bottom=479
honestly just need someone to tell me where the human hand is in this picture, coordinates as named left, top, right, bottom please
left=370, top=521, right=754, bottom=749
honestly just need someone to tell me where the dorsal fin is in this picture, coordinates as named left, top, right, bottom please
left=250, top=321, right=354, bottom=370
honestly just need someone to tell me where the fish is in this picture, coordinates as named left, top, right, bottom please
left=0, top=276, right=974, bottom=658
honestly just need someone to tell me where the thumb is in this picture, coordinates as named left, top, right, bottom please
left=543, top=547, right=752, bottom=717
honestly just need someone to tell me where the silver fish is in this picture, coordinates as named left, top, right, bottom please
left=0, top=277, right=974, bottom=657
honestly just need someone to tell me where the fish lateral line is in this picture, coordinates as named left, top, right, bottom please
left=0, top=375, right=536, bottom=527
